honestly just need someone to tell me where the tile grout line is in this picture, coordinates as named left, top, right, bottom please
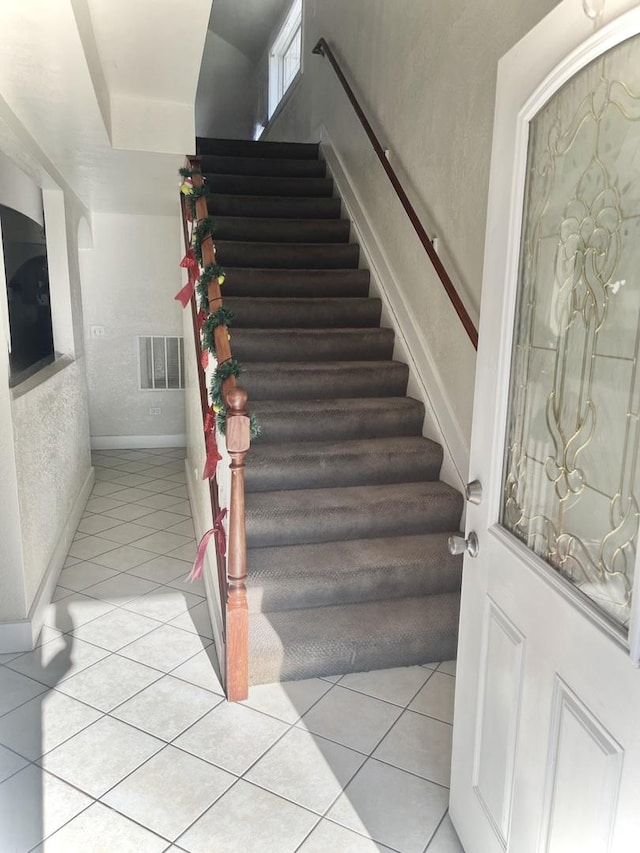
left=422, top=808, right=453, bottom=853
left=4, top=446, right=457, bottom=852
left=287, top=668, right=443, bottom=853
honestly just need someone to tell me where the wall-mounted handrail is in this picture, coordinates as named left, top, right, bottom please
left=312, top=37, right=478, bottom=350
left=181, top=156, right=250, bottom=701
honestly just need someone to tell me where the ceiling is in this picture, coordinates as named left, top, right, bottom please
left=208, top=0, right=291, bottom=61
left=0, top=0, right=212, bottom=215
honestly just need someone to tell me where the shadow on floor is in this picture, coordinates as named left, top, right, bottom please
left=0, top=603, right=79, bottom=852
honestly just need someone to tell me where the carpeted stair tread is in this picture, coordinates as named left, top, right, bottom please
left=246, top=533, right=462, bottom=612
left=225, top=297, right=380, bottom=329
left=199, top=155, right=327, bottom=178
left=251, top=397, right=426, bottom=443
left=245, top=480, right=463, bottom=547
left=213, top=216, right=350, bottom=244
left=245, top=436, right=442, bottom=491
left=241, top=360, right=409, bottom=400
left=222, top=268, right=370, bottom=299
left=197, top=137, right=319, bottom=160
left=208, top=195, right=341, bottom=220
left=233, top=327, right=394, bottom=362
left=249, top=593, right=460, bottom=684
left=215, top=241, right=359, bottom=269
left=205, top=174, right=333, bottom=198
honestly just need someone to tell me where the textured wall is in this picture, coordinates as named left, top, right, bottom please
left=12, top=358, right=91, bottom=608
left=196, top=30, right=256, bottom=140
left=81, top=212, right=185, bottom=441
left=262, top=0, right=559, bottom=448
left=1, top=164, right=92, bottom=619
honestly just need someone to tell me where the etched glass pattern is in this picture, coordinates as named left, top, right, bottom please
left=502, top=34, right=640, bottom=629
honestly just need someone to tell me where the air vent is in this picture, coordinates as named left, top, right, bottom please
left=138, top=336, right=185, bottom=390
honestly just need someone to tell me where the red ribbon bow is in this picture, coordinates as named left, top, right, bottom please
left=179, top=248, right=198, bottom=270
left=175, top=250, right=199, bottom=307
left=202, top=429, right=222, bottom=480
left=186, top=508, right=227, bottom=582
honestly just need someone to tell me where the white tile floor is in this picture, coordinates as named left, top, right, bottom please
left=0, top=447, right=465, bottom=853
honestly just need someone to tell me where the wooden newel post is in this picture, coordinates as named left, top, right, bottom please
left=224, top=385, right=251, bottom=701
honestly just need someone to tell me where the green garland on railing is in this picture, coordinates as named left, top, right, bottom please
left=187, top=183, right=211, bottom=216
left=193, top=216, right=216, bottom=264
left=210, top=357, right=261, bottom=439
left=196, top=262, right=226, bottom=312
left=179, top=166, right=260, bottom=440
left=210, top=358, right=242, bottom=409
left=201, top=307, right=235, bottom=357
left=217, top=408, right=261, bottom=439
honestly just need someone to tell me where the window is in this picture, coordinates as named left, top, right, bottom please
left=139, top=336, right=185, bottom=390
left=1, top=204, right=54, bottom=387
left=268, top=0, right=302, bottom=119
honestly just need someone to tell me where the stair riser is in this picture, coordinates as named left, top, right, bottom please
left=245, top=533, right=456, bottom=611
left=199, top=155, right=327, bottom=178
left=197, top=137, right=319, bottom=159
left=251, top=632, right=459, bottom=683
left=233, top=329, right=394, bottom=363
left=245, top=447, right=442, bottom=492
left=206, top=174, right=333, bottom=198
left=213, top=218, right=349, bottom=244
left=225, top=297, right=381, bottom=329
left=245, top=492, right=463, bottom=548
left=222, top=268, right=370, bottom=299
left=208, top=196, right=341, bottom=220
left=216, top=242, right=359, bottom=269
left=241, top=362, right=409, bottom=401
left=251, top=401, right=425, bottom=443
left=247, top=555, right=462, bottom=611
left=249, top=593, right=460, bottom=684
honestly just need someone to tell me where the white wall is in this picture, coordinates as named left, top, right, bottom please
left=12, top=359, right=91, bottom=608
left=0, top=0, right=210, bottom=649
left=0, top=217, right=27, bottom=624
left=196, top=30, right=256, bottom=140
left=85, top=0, right=211, bottom=152
left=0, top=158, right=92, bottom=638
left=81, top=212, right=186, bottom=445
left=0, top=383, right=25, bottom=622
left=261, top=0, right=560, bottom=469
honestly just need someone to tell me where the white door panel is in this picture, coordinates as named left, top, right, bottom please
left=450, top=3, right=640, bottom=850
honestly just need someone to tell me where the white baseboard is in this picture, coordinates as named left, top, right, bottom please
left=0, top=618, right=32, bottom=654
left=0, top=466, right=95, bottom=653
left=185, top=458, right=226, bottom=683
left=317, top=123, right=470, bottom=489
left=91, top=434, right=187, bottom=450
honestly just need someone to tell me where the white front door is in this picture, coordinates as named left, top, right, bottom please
left=449, top=3, right=640, bottom=851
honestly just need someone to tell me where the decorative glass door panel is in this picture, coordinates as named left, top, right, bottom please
left=502, top=34, right=640, bottom=631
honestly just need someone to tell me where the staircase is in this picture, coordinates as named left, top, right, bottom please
left=198, top=136, right=464, bottom=685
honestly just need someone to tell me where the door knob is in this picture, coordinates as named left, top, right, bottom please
left=448, top=531, right=479, bottom=557
left=465, top=479, right=482, bottom=505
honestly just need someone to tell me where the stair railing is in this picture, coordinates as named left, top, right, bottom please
left=181, top=156, right=250, bottom=701
left=312, top=38, right=478, bottom=350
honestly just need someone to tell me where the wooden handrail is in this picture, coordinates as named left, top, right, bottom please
left=181, top=156, right=250, bottom=701
left=312, top=38, right=478, bottom=350
left=180, top=193, right=227, bottom=618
